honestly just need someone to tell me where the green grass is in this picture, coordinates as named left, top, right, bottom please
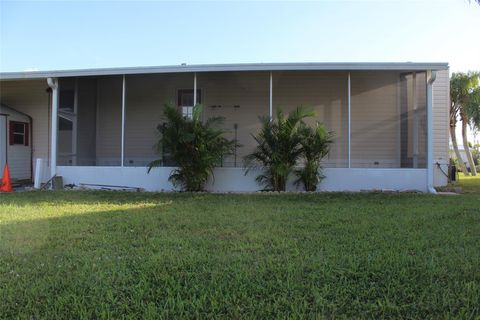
left=458, top=173, right=480, bottom=193
left=1, top=188, right=479, bottom=319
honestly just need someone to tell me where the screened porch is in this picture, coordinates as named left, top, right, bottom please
left=56, top=70, right=428, bottom=171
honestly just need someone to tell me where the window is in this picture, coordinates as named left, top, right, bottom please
left=59, top=117, right=73, bottom=131
left=9, top=121, right=29, bottom=146
left=177, top=89, right=201, bottom=119
left=59, top=89, right=75, bottom=111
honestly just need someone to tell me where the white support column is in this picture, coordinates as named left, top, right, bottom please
left=47, top=78, right=59, bottom=179
left=121, top=75, right=126, bottom=167
left=72, top=78, right=78, bottom=166
left=269, top=72, right=273, bottom=120
left=426, top=70, right=437, bottom=193
left=348, top=72, right=351, bottom=168
left=412, top=72, right=418, bottom=168
left=193, top=72, right=197, bottom=106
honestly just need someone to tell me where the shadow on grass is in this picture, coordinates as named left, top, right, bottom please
left=0, top=189, right=214, bottom=207
left=0, top=203, right=186, bottom=318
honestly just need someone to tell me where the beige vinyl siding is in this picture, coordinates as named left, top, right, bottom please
left=95, top=76, right=123, bottom=165
left=350, top=71, right=401, bottom=168
left=432, top=69, right=450, bottom=187
left=272, top=71, right=348, bottom=167
left=200, top=72, right=270, bottom=167
left=0, top=80, right=50, bottom=180
left=0, top=105, right=31, bottom=180
left=76, top=78, right=97, bottom=165
left=57, top=126, right=73, bottom=162
left=123, top=72, right=268, bottom=167
left=416, top=72, right=428, bottom=167
left=7, top=142, right=31, bottom=180
left=123, top=73, right=192, bottom=166
left=121, top=70, right=445, bottom=173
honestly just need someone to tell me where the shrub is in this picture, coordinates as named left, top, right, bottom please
left=148, top=103, right=237, bottom=191
left=295, top=123, right=333, bottom=191
left=472, top=148, right=479, bottom=165
left=244, top=107, right=314, bottom=191
left=245, top=106, right=333, bottom=192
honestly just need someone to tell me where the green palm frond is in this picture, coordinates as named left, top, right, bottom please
left=245, top=105, right=329, bottom=191
left=148, top=102, right=237, bottom=191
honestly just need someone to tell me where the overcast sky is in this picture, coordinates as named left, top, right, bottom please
left=1, top=0, right=479, bottom=73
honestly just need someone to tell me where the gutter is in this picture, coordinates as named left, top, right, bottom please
left=427, top=70, right=437, bottom=194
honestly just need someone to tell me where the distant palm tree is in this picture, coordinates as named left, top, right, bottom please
left=450, top=72, right=480, bottom=176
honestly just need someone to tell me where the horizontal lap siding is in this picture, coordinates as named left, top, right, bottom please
left=416, top=73, right=428, bottom=167
left=200, top=72, right=270, bottom=166
left=0, top=106, right=31, bottom=180
left=77, top=78, right=97, bottom=165
left=96, top=76, right=123, bottom=165
left=122, top=72, right=268, bottom=167
left=433, top=69, right=449, bottom=186
left=124, top=73, right=192, bottom=165
left=350, top=71, right=400, bottom=168
left=0, top=80, right=50, bottom=179
left=6, top=145, right=31, bottom=179
left=272, top=71, right=348, bottom=167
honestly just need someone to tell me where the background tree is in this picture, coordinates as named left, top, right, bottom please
left=450, top=73, right=469, bottom=175
left=450, top=72, right=480, bottom=176
left=465, top=85, right=480, bottom=135
left=148, top=103, right=237, bottom=191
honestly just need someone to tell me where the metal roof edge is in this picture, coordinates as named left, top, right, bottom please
left=0, top=62, right=450, bottom=80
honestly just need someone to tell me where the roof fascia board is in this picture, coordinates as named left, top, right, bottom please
left=0, top=62, right=449, bottom=80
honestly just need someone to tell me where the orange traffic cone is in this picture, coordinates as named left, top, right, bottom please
left=0, top=163, right=12, bottom=192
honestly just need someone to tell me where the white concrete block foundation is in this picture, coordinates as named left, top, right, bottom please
left=57, top=166, right=428, bottom=192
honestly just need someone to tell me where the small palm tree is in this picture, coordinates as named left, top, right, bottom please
left=148, top=103, right=237, bottom=191
left=244, top=107, right=315, bottom=191
left=295, top=123, right=333, bottom=191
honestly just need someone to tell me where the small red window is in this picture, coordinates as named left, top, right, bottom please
left=9, top=121, right=29, bottom=146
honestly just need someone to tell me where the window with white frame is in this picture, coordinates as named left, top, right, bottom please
left=177, top=89, right=201, bottom=119
left=9, top=121, right=29, bottom=146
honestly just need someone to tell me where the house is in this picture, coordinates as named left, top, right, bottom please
left=0, top=62, right=450, bottom=192
left=0, top=103, right=32, bottom=183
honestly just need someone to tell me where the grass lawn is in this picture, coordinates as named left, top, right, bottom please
left=1, top=179, right=479, bottom=319
left=458, top=173, right=480, bottom=193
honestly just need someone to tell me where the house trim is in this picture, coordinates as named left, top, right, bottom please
left=0, top=62, right=449, bottom=81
